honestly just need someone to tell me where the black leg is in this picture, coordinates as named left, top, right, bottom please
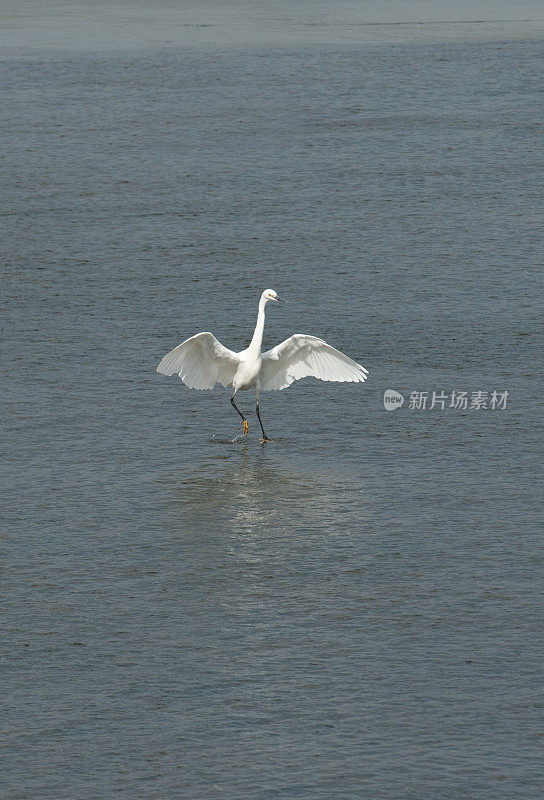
left=231, top=395, right=248, bottom=435
left=256, top=402, right=270, bottom=442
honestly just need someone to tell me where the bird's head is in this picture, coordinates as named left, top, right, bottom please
left=262, top=289, right=287, bottom=304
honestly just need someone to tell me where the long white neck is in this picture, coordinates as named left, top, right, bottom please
left=249, top=296, right=267, bottom=353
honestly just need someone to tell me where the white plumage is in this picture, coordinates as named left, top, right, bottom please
left=156, top=332, right=239, bottom=390
left=260, top=334, right=367, bottom=390
left=157, top=289, right=368, bottom=440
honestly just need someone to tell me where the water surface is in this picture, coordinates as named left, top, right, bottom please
left=2, top=4, right=543, bottom=799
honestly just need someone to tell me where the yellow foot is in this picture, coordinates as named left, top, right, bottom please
left=260, top=436, right=271, bottom=443
left=242, top=420, right=248, bottom=435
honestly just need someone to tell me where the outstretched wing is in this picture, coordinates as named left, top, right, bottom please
left=260, top=334, right=368, bottom=391
left=157, top=332, right=240, bottom=390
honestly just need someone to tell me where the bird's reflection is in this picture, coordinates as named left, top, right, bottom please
left=169, top=445, right=364, bottom=541
left=160, top=448, right=372, bottom=631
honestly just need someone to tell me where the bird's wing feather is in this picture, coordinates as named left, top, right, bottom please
left=157, top=332, right=240, bottom=390
left=260, top=334, right=369, bottom=391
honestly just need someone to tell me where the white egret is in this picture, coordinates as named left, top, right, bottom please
left=157, top=289, right=369, bottom=441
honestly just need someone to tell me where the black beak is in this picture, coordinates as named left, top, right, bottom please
left=275, top=297, right=288, bottom=304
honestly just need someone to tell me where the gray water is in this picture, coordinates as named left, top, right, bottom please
left=2, top=3, right=543, bottom=799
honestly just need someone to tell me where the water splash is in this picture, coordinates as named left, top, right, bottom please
left=210, top=434, right=248, bottom=444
